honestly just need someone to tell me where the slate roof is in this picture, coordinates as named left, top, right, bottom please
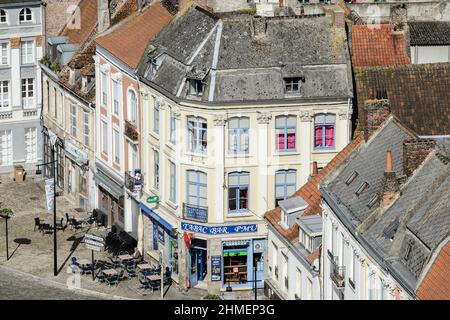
left=95, top=1, right=174, bottom=69
left=408, top=21, right=450, bottom=46
left=351, top=24, right=410, bottom=67
left=355, top=63, right=450, bottom=136
left=137, top=5, right=353, bottom=104
left=322, top=116, right=450, bottom=297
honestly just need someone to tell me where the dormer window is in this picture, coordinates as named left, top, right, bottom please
left=150, top=58, right=160, bottom=76
left=188, top=79, right=204, bottom=96
left=0, top=10, right=7, bottom=23
left=297, top=214, right=322, bottom=253
left=367, top=194, right=379, bottom=208
left=346, top=171, right=359, bottom=186
left=19, top=8, right=33, bottom=23
left=355, top=181, right=369, bottom=196
left=284, top=77, right=303, bottom=94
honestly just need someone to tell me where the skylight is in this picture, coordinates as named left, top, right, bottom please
left=367, top=194, right=379, bottom=208
left=345, top=171, right=359, bottom=185
left=355, top=182, right=369, bottom=196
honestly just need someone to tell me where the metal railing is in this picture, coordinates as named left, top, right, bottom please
left=329, top=252, right=346, bottom=289
left=182, top=203, right=208, bottom=223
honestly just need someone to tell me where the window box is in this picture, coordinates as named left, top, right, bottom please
left=125, top=120, right=139, bottom=141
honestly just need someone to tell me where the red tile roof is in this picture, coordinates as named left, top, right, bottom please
left=265, top=134, right=365, bottom=246
left=351, top=24, right=411, bottom=67
left=95, top=2, right=174, bottom=69
left=60, top=0, right=97, bottom=46
left=416, top=242, right=450, bottom=300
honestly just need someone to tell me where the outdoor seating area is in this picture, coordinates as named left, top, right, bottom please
left=34, top=210, right=101, bottom=235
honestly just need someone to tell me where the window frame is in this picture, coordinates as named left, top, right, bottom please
left=169, top=161, right=176, bottom=203
left=153, top=150, right=159, bottom=190
left=127, top=89, right=137, bottom=124
left=19, top=8, right=33, bottom=23
left=188, top=79, right=204, bottom=96
left=186, top=170, right=207, bottom=209
left=112, top=79, right=120, bottom=116
left=228, top=171, right=250, bottom=214
left=101, top=72, right=108, bottom=107
left=0, top=42, right=9, bottom=65
left=69, top=103, right=77, bottom=138
left=20, top=40, right=34, bottom=65
left=275, top=169, right=297, bottom=206
left=113, top=127, right=121, bottom=165
left=187, top=116, right=207, bottom=155
left=284, top=77, right=302, bottom=95
left=24, top=127, right=37, bottom=163
left=169, top=109, right=176, bottom=145
left=275, top=115, right=297, bottom=152
left=21, top=78, right=34, bottom=108
left=101, top=118, right=108, bottom=155
left=0, top=80, right=9, bottom=109
left=153, top=98, right=160, bottom=135
left=83, top=110, right=89, bottom=146
left=314, top=113, right=336, bottom=151
left=228, top=117, right=250, bottom=155
left=0, top=9, right=7, bottom=24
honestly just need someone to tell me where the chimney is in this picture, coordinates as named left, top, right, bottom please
left=312, top=162, right=318, bottom=177
left=403, top=139, right=436, bottom=177
left=98, top=0, right=111, bottom=34
left=390, top=4, right=407, bottom=32
left=381, top=150, right=399, bottom=209
left=252, top=17, right=267, bottom=39
left=363, top=99, right=390, bottom=141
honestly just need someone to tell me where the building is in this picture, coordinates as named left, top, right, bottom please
left=0, top=0, right=44, bottom=175
left=40, top=0, right=138, bottom=210
left=408, top=21, right=450, bottom=64
left=320, top=100, right=450, bottom=300
left=264, top=134, right=363, bottom=300
left=94, top=0, right=173, bottom=241
left=135, top=4, right=353, bottom=293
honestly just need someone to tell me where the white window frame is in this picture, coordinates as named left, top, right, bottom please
left=0, top=42, right=9, bottom=65
left=127, top=89, right=137, bottom=124
left=101, top=118, right=108, bottom=155
left=112, top=79, right=120, bottom=116
left=25, top=127, right=37, bottom=163
left=0, top=80, right=10, bottom=109
left=101, top=72, right=108, bottom=107
left=70, top=103, right=77, bottom=138
left=113, top=127, right=121, bottom=165
left=20, top=40, right=34, bottom=65
left=19, top=8, right=33, bottom=23
left=153, top=98, right=160, bottom=134
left=296, top=268, right=302, bottom=299
left=0, top=129, right=13, bottom=166
left=169, top=160, right=176, bottom=203
left=21, top=78, right=34, bottom=108
left=153, top=150, right=159, bottom=190
left=0, top=9, right=7, bottom=24
left=83, top=110, right=89, bottom=146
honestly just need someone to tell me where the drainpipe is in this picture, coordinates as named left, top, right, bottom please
left=346, top=98, right=351, bottom=143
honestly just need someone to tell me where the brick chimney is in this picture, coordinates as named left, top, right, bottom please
left=363, top=99, right=390, bottom=141
left=312, top=161, right=318, bottom=177
left=403, top=139, right=436, bottom=177
left=381, top=150, right=399, bottom=208
left=98, top=0, right=111, bottom=34
left=391, top=4, right=407, bottom=32
left=252, top=17, right=267, bottom=39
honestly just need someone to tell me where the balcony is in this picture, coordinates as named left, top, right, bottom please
left=329, top=253, right=345, bottom=289
left=183, top=203, right=208, bottom=223
left=124, top=121, right=139, bottom=142
left=124, top=171, right=142, bottom=192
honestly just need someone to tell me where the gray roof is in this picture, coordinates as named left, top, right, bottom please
left=408, top=21, right=450, bottom=46
left=137, top=6, right=352, bottom=104
left=297, top=215, right=322, bottom=236
left=279, top=196, right=307, bottom=214
left=322, top=116, right=450, bottom=295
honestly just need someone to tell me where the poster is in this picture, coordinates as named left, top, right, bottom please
left=45, top=178, right=54, bottom=213
left=211, top=256, right=221, bottom=281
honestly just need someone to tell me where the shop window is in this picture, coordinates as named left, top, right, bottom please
left=223, top=242, right=250, bottom=286
left=169, top=238, right=178, bottom=275
left=228, top=172, right=250, bottom=214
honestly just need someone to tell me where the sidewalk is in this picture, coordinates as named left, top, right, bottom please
left=0, top=174, right=205, bottom=300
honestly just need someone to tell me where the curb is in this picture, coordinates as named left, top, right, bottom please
left=0, top=264, right=136, bottom=300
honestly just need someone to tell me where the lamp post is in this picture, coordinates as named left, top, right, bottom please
left=36, top=143, right=58, bottom=276
left=0, top=206, right=14, bottom=261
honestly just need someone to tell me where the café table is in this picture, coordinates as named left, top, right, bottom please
left=118, top=254, right=133, bottom=262
left=137, top=264, right=153, bottom=271
left=146, top=274, right=161, bottom=282
left=103, top=269, right=118, bottom=276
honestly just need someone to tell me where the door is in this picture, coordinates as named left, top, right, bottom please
left=190, top=249, right=199, bottom=287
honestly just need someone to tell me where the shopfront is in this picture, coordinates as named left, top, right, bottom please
left=42, top=128, right=64, bottom=188
left=94, top=166, right=124, bottom=228
left=64, top=140, right=89, bottom=210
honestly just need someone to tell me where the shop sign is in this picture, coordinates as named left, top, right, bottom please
left=65, top=140, right=88, bottom=165
left=181, top=222, right=258, bottom=235
left=211, top=256, right=221, bottom=281
left=45, top=178, right=54, bottom=213
left=147, top=196, right=160, bottom=204
left=157, top=225, right=165, bottom=244
left=134, top=169, right=142, bottom=191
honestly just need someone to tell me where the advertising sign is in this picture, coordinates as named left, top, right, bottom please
left=211, top=256, right=221, bottom=281
left=181, top=222, right=258, bottom=235
left=134, top=169, right=142, bottom=191
left=45, top=178, right=55, bottom=213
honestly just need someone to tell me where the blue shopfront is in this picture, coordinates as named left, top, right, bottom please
left=139, top=203, right=179, bottom=281
left=181, top=222, right=266, bottom=289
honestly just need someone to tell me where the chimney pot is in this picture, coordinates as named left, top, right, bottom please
left=312, top=161, right=319, bottom=176
left=381, top=149, right=399, bottom=209
left=386, top=149, right=393, bottom=172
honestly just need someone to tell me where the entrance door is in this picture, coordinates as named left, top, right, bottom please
left=190, top=249, right=199, bottom=287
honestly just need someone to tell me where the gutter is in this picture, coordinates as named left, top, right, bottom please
left=320, top=186, right=417, bottom=298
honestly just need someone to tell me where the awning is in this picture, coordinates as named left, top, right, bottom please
left=139, top=203, right=173, bottom=232
left=93, top=170, right=123, bottom=199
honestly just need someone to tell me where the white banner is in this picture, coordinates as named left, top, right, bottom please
left=45, top=178, right=55, bottom=213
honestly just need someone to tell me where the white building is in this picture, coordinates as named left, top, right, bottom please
left=409, top=21, right=450, bottom=64
left=0, top=0, right=44, bottom=174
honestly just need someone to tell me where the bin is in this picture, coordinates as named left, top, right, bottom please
left=14, top=165, right=25, bottom=182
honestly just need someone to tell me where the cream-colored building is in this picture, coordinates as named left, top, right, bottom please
left=135, top=5, right=353, bottom=293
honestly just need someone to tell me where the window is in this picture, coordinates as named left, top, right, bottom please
left=25, top=128, right=37, bottom=163
left=307, top=278, right=313, bottom=300
left=20, top=41, right=34, bottom=64
left=101, top=72, right=108, bottom=106
left=153, top=150, right=159, bottom=190
left=0, top=10, right=6, bottom=23
left=296, top=269, right=302, bottom=299
left=169, top=109, right=176, bottom=144
left=228, top=172, right=250, bottom=213
left=282, top=253, right=288, bottom=290
left=113, top=128, right=120, bottom=164
left=367, top=194, right=379, bottom=208
left=128, top=90, right=137, bottom=124
left=70, top=104, right=77, bottom=137
left=314, top=114, right=336, bottom=150
left=83, top=111, right=89, bottom=146
left=188, top=79, right=204, bottom=96
left=112, top=80, right=119, bottom=116
left=101, top=120, right=108, bottom=155
left=271, top=242, right=278, bottom=279
left=169, top=161, right=176, bottom=203
left=349, top=250, right=356, bottom=289
left=275, top=169, right=296, bottom=206
left=129, top=143, right=138, bottom=171
left=0, top=130, right=12, bottom=166
left=187, top=116, right=207, bottom=154
left=0, top=42, right=8, bottom=65
left=153, top=98, right=160, bottom=134
left=79, top=172, right=87, bottom=197
left=21, top=78, right=34, bottom=108
left=228, top=117, right=249, bottom=154
left=0, top=81, right=9, bottom=108
left=67, top=164, right=73, bottom=194
left=355, top=182, right=369, bottom=196
left=284, top=77, right=302, bottom=94
left=19, top=8, right=32, bottom=23
left=345, top=171, right=358, bottom=185
left=276, top=115, right=296, bottom=151
left=186, top=170, right=207, bottom=208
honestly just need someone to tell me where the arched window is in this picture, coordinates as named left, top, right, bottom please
left=19, top=8, right=32, bottom=23
left=276, top=115, right=297, bottom=151
left=228, top=172, right=250, bottom=213
left=127, top=89, right=137, bottom=124
left=186, top=170, right=208, bottom=222
left=228, top=117, right=250, bottom=154
left=187, top=116, right=207, bottom=154
left=314, top=113, right=336, bottom=150
left=0, top=10, right=7, bottom=23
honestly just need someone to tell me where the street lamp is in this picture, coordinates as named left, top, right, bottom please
left=0, top=206, right=14, bottom=261
left=36, top=142, right=58, bottom=276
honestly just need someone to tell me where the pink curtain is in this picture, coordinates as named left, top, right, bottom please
left=325, top=126, right=335, bottom=147
left=315, top=126, right=323, bottom=147
left=277, top=134, right=285, bottom=150
left=287, top=133, right=296, bottom=149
